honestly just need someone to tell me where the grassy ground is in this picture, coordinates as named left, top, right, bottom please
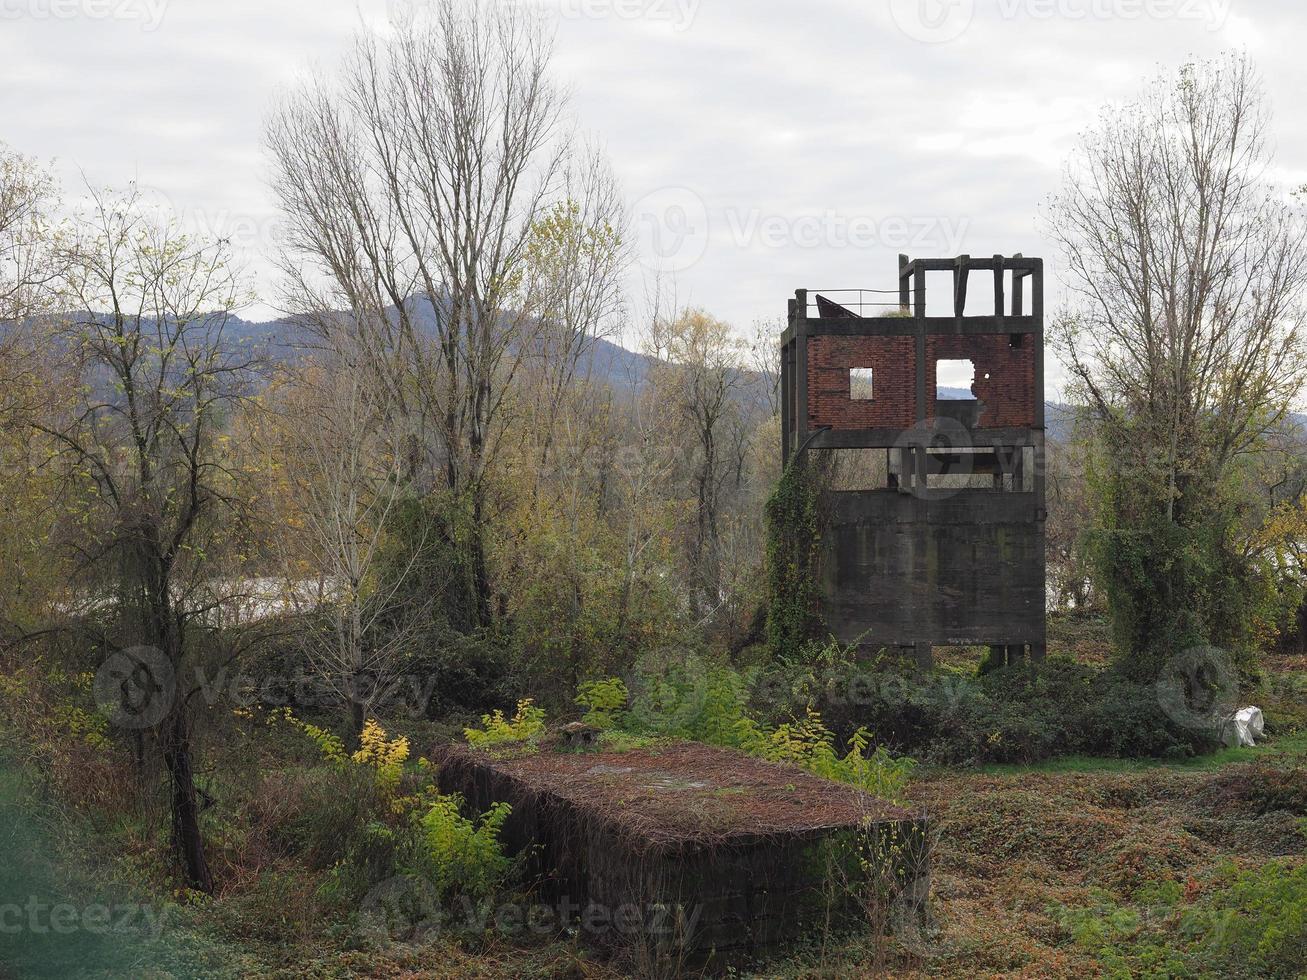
left=1, top=623, right=1304, bottom=978
left=73, top=726, right=1307, bottom=976
left=893, top=741, right=1306, bottom=978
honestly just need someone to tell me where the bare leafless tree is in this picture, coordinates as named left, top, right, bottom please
left=1048, top=55, right=1307, bottom=509
left=265, top=3, right=617, bottom=627
left=515, top=149, right=630, bottom=476
left=260, top=353, right=432, bottom=744
left=1046, top=54, right=1307, bottom=669
left=0, top=142, right=60, bottom=327
left=646, top=308, right=749, bottom=617
left=1, top=145, right=64, bottom=434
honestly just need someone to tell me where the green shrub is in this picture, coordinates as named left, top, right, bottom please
left=464, top=699, right=546, bottom=751
left=401, top=625, right=517, bottom=718
left=762, top=713, right=916, bottom=799
left=764, top=458, right=829, bottom=659
left=1193, top=860, right=1307, bottom=978
left=626, top=663, right=761, bottom=747
left=416, top=793, right=513, bottom=901
left=805, top=659, right=1217, bottom=766
left=575, top=677, right=629, bottom=730
left=1057, top=861, right=1307, bottom=979
left=1056, top=883, right=1192, bottom=979
left=625, top=662, right=915, bottom=800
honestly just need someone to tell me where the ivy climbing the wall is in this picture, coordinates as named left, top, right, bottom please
left=765, top=453, right=832, bottom=661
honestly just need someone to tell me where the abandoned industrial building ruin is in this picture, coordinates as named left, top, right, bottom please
left=781, top=254, right=1047, bottom=668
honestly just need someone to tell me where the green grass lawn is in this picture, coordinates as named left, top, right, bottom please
left=974, top=729, right=1307, bottom=777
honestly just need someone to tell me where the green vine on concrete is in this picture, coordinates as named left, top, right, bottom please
left=765, top=455, right=829, bottom=661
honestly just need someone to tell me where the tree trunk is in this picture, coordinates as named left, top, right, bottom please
left=348, top=697, right=366, bottom=751
left=469, top=494, right=494, bottom=628
left=162, top=710, right=213, bottom=894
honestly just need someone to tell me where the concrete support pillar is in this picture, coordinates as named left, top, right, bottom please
left=914, top=640, right=934, bottom=671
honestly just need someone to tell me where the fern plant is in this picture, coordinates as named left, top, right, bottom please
left=575, top=678, right=629, bottom=730
left=418, top=793, right=514, bottom=900
left=464, top=699, right=546, bottom=750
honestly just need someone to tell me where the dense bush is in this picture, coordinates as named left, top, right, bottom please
left=1196, top=859, right=1307, bottom=977
left=759, top=657, right=1220, bottom=766
left=764, top=458, right=829, bottom=659
left=248, top=765, right=385, bottom=871
left=463, top=699, right=546, bottom=750
left=415, top=793, right=514, bottom=901
left=623, top=663, right=916, bottom=798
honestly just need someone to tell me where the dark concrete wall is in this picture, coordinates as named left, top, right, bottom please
left=819, top=489, right=1045, bottom=647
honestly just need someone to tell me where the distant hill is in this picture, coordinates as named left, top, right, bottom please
left=216, top=312, right=1307, bottom=445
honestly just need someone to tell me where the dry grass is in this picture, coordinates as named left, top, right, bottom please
left=874, top=756, right=1306, bottom=979
left=434, top=741, right=916, bottom=847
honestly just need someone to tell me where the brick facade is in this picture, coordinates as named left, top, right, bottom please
left=927, top=334, right=1035, bottom=428
left=807, top=335, right=916, bottom=429
left=805, top=333, right=1036, bottom=431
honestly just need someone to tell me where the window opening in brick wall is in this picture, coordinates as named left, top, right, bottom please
left=849, top=367, right=874, bottom=400
left=936, top=359, right=976, bottom=399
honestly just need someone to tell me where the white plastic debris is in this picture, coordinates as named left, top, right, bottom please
left=1220, top=707, right=1265, bottom=749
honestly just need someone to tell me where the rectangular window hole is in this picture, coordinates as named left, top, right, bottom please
left=936, top=359, right=976, bottom=399
left=1009, top=333, right=1024, bottom=349
left=849, top=367, right=874, bottom=400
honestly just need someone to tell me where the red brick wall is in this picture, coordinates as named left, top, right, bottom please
left=927, top=334, right=1035, bottom=428
left=804, top=333, right=1037, bottom=430
left=807, top=336, right=916, bottom=429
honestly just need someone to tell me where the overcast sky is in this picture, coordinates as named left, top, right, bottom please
left=2, top=0, right=1303, bottom=395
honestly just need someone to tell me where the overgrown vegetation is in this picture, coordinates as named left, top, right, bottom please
left=464, top=700, right=547, bottom=751
left=1049, top=54, right=1307, bottom=681
left=764, top=456, right=830, bottom=660
left=1, top=29, right=1306, bottom=980
left=1057, top=860, right=1307, bottom=979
